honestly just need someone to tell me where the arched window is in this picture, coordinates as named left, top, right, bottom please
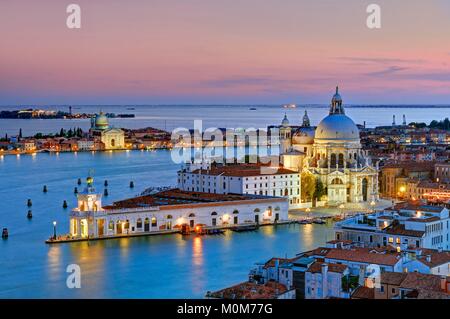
left=284, top=188, right=289, bottom=196
left=111, top=139, right=115, bottom=147
left=188, top=213, right=196, bottom=218
left=232, top=210, right=239, bottom=214
left=211, top=212, right=218, bottom=216
left=144, top=217, right=150, bottom=224
left=274, top=206, right=280, bottom=211
left=166, top=215, right=173, bottom=219
left=338, top=154, right=344, bottom=167
left=151, top=216, right=157, bottom=227
left=124, top=220, right=130, bottom=230
left=331, top=153, right=337, bottom=166
left=136, top=218, right=142, bottom=228
left=331, top=178, right=343, bottom=185
left=108, top=220, right=114, bottom=231
left=254, top=208, right=260, bottom=213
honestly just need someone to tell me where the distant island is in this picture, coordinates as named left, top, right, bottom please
left=0, top=108, right=135, bottom=119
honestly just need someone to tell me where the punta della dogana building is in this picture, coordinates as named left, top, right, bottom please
left=65, top=176, right=289, bottom=241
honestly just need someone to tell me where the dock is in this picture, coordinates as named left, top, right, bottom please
left=45, top=219, right=296, bottom=244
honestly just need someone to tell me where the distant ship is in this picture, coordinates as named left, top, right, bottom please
left=249, top=107, right=257, bottom=110
left=283, top=103, right=297, bottom=109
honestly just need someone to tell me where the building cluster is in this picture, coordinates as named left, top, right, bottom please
left=208, top=201, right=450, bottom=299
left=0, top=112, right=172, bottom=154
left=179, top=87, right=380, bottom=210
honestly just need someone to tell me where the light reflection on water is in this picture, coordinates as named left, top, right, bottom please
left=0, top=151, right=334, bottom=298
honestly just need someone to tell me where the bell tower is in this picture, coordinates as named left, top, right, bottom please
left=77, top=175, right=102, bottom=212
left=280, top=113, right=292, bottom=154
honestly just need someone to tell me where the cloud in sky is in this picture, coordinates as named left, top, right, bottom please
left=1, top=0, right=450, bottom=104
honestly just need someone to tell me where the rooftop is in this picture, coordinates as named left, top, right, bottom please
left=190, top=163, right=298, bottom=177
left=207, top=281, right=288, bottom=299
left=307, top=262, right=348, bottom=274
left=325, top=247, right=402, bottom=266
left=103, top=188, right=284, bottom=210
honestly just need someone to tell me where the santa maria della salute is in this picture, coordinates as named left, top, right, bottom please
left=178, top=87, right=380, bottom=210
left=279, top=87, right=379, bottom=207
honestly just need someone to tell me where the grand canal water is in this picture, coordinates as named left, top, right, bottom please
left=0, top=150, right=334, bottom=298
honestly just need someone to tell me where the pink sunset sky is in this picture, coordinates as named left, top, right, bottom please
left=1, top=0, right=450, bottom=105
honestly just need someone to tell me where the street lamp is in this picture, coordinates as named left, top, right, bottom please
left=53, top=221, right=57, bottom=240
left=370, top=200, right=376, bottom=213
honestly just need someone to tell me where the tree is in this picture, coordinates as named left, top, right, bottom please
left=301, top=171, right=316, bottom=202
left=314, top=178, right=326, bottom=201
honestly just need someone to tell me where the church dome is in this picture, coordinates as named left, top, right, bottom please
left=95, top=112, right=109, bottom=129
left=315, top=114, right=359, bottom=141
left=292, top=127, right=315, bottom=145
left=281, top=113, right=289, bottom=127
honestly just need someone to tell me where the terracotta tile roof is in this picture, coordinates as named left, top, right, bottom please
left=325, top=248, right=401, bottom=266
left=307, top=262, right=348, bottom=274
left=351, top=286, right=375, bottom=299
left=380, top=272, right=407, bottom=286
left=412, top=290, right=450, bottom=299
left=104, top=188, right=284, bottom=210
left=382, top=161, right=435, bottom=172
left=191, top=163, right=298, bottom=177
left=263, top=257, right=298, bottom=269
left=400, top=272, right=444, bottom=292
left=384, top=224, right=425, bottom=238
left=415, top=249, right=450, bottom=268
left=207, top=281, right=288, bottom=299
left=406, top=216, right=440, bottom=223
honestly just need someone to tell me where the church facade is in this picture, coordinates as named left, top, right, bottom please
left=89, top=112, right=125, bottom=150
left=280, top=87, right=379, bottom=207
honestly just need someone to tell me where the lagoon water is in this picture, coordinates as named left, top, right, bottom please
left=0, top=104, right=447, bottom=298
left=1, top=104, right=449, bottom=136
left=0, top=150, right=334, bottom=298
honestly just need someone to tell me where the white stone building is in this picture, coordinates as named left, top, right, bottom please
left=89, top=112, right=125, bottom=150
left=177, top=163, right=302, bottom=209
left=279, top=87, right=379, bottom=206
left=305, top=262, right=350, bottom=299
left=334, top=202, right=450, bottom=251
left=69, top=177, right=289, bottom=239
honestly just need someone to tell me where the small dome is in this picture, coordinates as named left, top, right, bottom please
left=281, top=113, right=289, bottom=127
left=315, top=114, right=359, bottom=141
left=95, top=112, right=109, bottom=128
left=292, top=127, right=315, bottom=145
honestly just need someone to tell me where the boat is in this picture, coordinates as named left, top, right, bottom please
left=283, top=103, right=296, bottom=109
left=206, top=228, right=225, bottom=235
left=249, top=107, right=257, bottom=110
left=298, top=219, right=312, bottom=225
left=312, top=218, right=326, bottom=225
left=230, top=223, right=258, bottom=232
